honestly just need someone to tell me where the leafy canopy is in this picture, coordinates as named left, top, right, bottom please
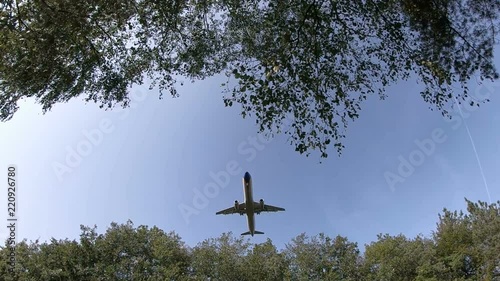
left=1, top=0, right=499, bottom=157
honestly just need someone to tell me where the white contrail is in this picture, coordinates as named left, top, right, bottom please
left=453, top=96, right=492, bottom=204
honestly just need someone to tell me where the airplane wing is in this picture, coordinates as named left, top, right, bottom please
left=253, top=201, right=285, bottom=214
left=216, top=203, right=246, bottom=215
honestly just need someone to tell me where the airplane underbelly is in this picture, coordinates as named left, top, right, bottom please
left=247, top=212, right=255, bottom=232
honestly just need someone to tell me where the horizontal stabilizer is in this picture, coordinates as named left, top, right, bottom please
left=241, top=231, right=265, bottom=236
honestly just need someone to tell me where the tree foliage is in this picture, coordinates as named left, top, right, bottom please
left=0, top=199, right=498, bottom=280
left=283, top=233, right=360, bottom=280
left=363, top=234, right=434, bottom=281
left=1, top=1, right=499, bottom=157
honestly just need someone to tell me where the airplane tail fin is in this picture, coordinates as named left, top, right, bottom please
left=241, top=231, right=265, bottom=236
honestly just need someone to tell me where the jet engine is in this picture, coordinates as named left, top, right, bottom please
left=259, top=199, right=264, bottom=210
left=234, top=200, right=239, bottom=211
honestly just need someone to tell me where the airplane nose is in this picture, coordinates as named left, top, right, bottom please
left=244, top=172, right=251, bottom=181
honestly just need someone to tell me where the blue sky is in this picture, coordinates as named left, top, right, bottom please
left=1, top=59, right=499, bottom=252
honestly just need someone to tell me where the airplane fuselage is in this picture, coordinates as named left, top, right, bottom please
left=243, top=172, right=255, bottom=235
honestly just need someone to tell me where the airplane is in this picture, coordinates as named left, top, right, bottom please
left=216, top=171, right=285, bottom=236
